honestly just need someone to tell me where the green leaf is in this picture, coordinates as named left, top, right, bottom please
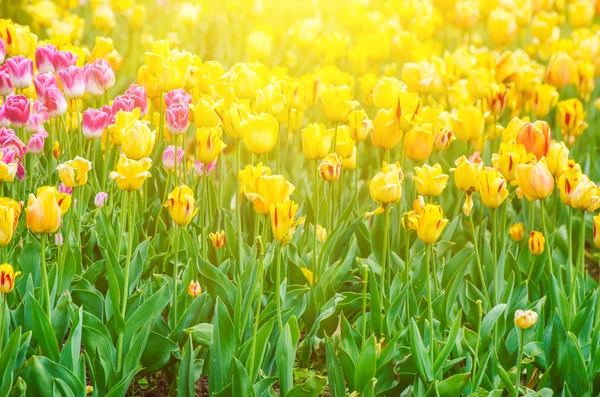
left=325, top=339, right=345, bottom=397
left=436, top=373, right=470, bottom=397
left=198, top=257, right=236, bottom=311
left=284, top=375, right=326, bottom=397
left=59, top=307, right=83, bottom=376
left=232, top=357, right=255, bottom=397
left=122, top=316, right=153, bottom=378
left=29, top=293, right=59, bottom=362
left=433, top=309, right=462, bottom=376
left=354, top=336, right=377, bottom=392
left=185, top=323, right=214, bottom=348
left=565, top=332, right=589, bottom=395
left=209, top=299, right=236, bottom=392
left=276, top=322, right=297, bottom=396
left=480, top=304, right=506, bottom=347
left=409, top=318, right=433, bottom=383
left=20, top=356, right=85, bottom=397
left=178, top=336, right=195, bottom=397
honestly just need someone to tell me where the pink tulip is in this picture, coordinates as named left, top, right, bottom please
left=27, top=133, right=45, bottom=154
left=164, top=88, right=191, bottom=108
left=0, top=107, right=9, bottom=128
left=0, top=39, right=6, bottom=65
left=124, top=84, right=148, bottom=115
left=194, top=159, right=216, bottom=176
left=0, top=128, right=27, bottom=162
left=58, top=66, right=85, bottom=99
left=26, top=101, right=49, bottom=134
left=94, top=192, right=108, bottom=208
left=162, top=145, right=185, bottom=170
left=165, top=103, right=189, bottom=135
left=0, top=65, right=13, bottom=97
left=35, top=44, right=57, bottom=74
left=6, top=56, right=33, bottom=89
left=34, top=72, right=58, bottom=99
left=83, top=59, right=115, bottom=97
left=52, top=50, right=78, bottom=73
left=55, top=233, right=64, bottom=247
left=58, top=183, right=73, bottom=195
left=43, top=87, right=67, bottom=118
left=82, top=108, right=109, bottom=139
left=3, top=95, right=30, bottom=127
left=112, top=94, right=136, bottom=114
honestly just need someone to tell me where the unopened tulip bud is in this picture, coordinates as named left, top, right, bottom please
left=0, top=263, right=20, bottom=293
left=509, top=223, right=525, bottom=241
left=162, top=146, right=185, bottom=171
left=209, top=230, right=226, bottom=248
left=317, top=225, right=327, bottom=242
left=55, top=233, right=64, bottom=247
left=528, top=231, right=545, bottom=255
left=94, top=192, right=108, bottom=208
left=27, top=133, right=45, bottom=154
left=194, top=159, right=217, bottom=177
left=514, top=309, right=538, bottom=330
left=319, top=153, right=342, bottom=182
left=53, top=141, right=60, bottom=160
left=188, top=280, right=202, bottom=298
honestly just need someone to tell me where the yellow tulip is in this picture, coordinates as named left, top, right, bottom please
left=241, top=113, right=279, bottom=155
left=492, top=142, right=534, bottom=183
left=557, top=161, right=586, bottom=206
left=576, top=62, right=595, bottom=101
left=528, top=232, right=545, bottom=256
left=509, top=223, right=525, bottom=241
left=488, top=8, right=518, bottom=46
left=209, top=230, right=226, bottom=248
left=394, top=92, right=422, bottom=133
left=238, top=163, right=272, bottom=196
left=514, top=309, right=538, bottom=329
left=594, top=214, right=600, bottom=248
left=515, top=120, right=551, bottom=160
left=557, top=99, right=588, bottom=142
left=301, top=123, right=333, bottom=160
left=0, top=153, right=17, bottom=183
left=367, top=162, right=404, bottom=216
left=571, top=180, right=600, bottom=212
left=546, top=140, right=569, bottom=176
left=190, top=98, right=223, bottom=129
left=196, top=127, right=227, bottom=165
left=451, top=155, right=482, bottom=193
left=319, top=153, right=342, bottom=183
left=26, top=187, right=62, bottom=234
left=515, top=160, right=554, bottom=201
left=372, top=77, right=403, bottom=109
left=495, top=51, right=519, bottom=84
left=109, top=154, right=152, bottom=191
left=546, top=52, right=576, bottom=89
left=478, top=167, right=509, bottom=209
left=450, top=106, right=484, bottom=142
left=223, top=102, right=249, bottom=141
left=404, top=124, right=434, bottom=162
left=108, top=109, right=141, bottom=146
left=567, top=0, right=595, bottom=28
left=316, top=225, right=327, bottom=242
left=371, top=108, right=403, bottom=150
left=56, top=156, right=92, bottom=188
left=468, top=68, right=492, bottom=100
left=334, top=126, right=356, bottom=159
left=0, top=263, right=20, bottom=293
left=0, top=201, right=15, bottom=246
left=121, top=120, right=155, bottom=160
left=413, top=164, right=449, bottom=197
left=417, top=203, right=449, bottom=244
left=245, top=175, right=295, bottom=215
left=188, top=280, right=202, bottom=298
left=164, top=185, right=198, bottom=226
left=532, top=84, right=559, bottom=119
left=270, top=199, right=303, bottom=243
left=321, top=86, right=358, bottom=122
left=347, top=109, right=372, bottom=142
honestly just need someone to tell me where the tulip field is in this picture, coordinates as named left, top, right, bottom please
left=3, top=0, right=600, bottom=396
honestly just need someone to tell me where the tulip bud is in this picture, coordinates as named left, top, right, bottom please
left=515, top=160, right=554, bottom=201
left=546, top=52, right=576, bottom=89
left=194, top=159, right=217, bottom=177
left=528, top=231, right=545, bottom=255
left=417, top=203, right=449, bottom=244
left=509, top=223, right=525, bottom=241
left=209, top=230, right=226, bottom=249
left=6, top=56, right=33, bottom=89
left=319, top=153, right=342, bottom=182
left=478, top=167, right=509, bottom=209
left=301, top=123, right=333, bottom=160
left=514, top=309, right=538, bottom=330
left=0, top=263, right=20, bottom=293
left=162, top=146, right=185, bottom=171
left=27, top=133, right=45, bottom=155
left=316, top=225, right=327, bottom=242
left=53, top=141, right=60, bottom=160
left=413, top=163, right=449, bottom=197
left=594, top=214, right=600, bottom=248
left=55, top=233, right=64, bottom=247
left=94, top=192, right=108, bottom=208
left=347, top=109, right=371, bottom=142
left=82, top=108, right=109, bottom=140
left=164, top=185, right=198, bottom=226
left=188, top=280, right=202, bottom=298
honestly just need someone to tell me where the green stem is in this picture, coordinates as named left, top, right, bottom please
left=469, top=212, right=490, bottom=303
left=361, top=264, right=368, bottom=346
left=471, top=300, right=483, bottom=391
left=172, top=225, right=181, bottom=326
left=540, top=200, right=552, bottom=275
left=0, top=293, right=5, bottom=354
left=354, top=144, right=360, bottom=215
left=40, top=234, right=50, bottom=320
left=153, top=172, right=171, bottom=238
left=492, top=208, right=500, bottom=305
left=236, top=143, right=244, bottom=274
left=426, top=244, right=434, bottom=363
left=275, top=241, right=283, bottom=331
left=313, top=160, right=319, bottom=279
left=514, top=328, right=525, bottom=397
left=248, top=250, right=264, bottom=381
left=380, top=207, right=390, bottom=299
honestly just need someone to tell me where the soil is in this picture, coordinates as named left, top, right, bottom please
left=127, top=373, right=209, bottom=396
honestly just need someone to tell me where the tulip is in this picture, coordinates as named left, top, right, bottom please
left=162, top=146, right=185, bottom=171
left=495, top=51, right=519, bottom=84
left=27, top=133, right=45, bottom=155
left=33, top=73, right=58, bottom=99
left=334, top=126, right=355, bottom=159
left=557, top=99, right=587, bottom=142
left=372, top=77, right=402, bottom=109
left=417, top=203, right=449, bottom=244
left=194, top=160, right=217, bottom=177
left=0, top=39, right=4, bottom=64
left=0, top=201, right=15, bottom=246
left=188, top=280, right=202, bottom=298
left=107, top=109, right=139, bottom=145
left=394, top=92, right=422, bottom=132
left=121, top=120, right=156, bottom=160
left=166, top=103, right=190, bottom=135
left=528, top=231, right=545, bottom=256
left=433, top=128, right=454, bottom=151
left=270, top=199, right=303, bottom=244
left=557, top=161, right=586, bottom=206
left=241, top=113, right=278, bottom=155
left=245, top=174, right=295, bottom=215
left=35, top=44, right=56, bottom=74
left=239, top=163, right=272, bottom=196
left=594, top=214, right=600, bottom=248
left=571, top=180, right=600, bottom=213
left=576, top=62, right=595, bottom=101
left=367, top=161, right=403, bottom=216
left=82, top=108, right=109, bottom=140
left=122, top=84, right=148, bottom=115
left=450, top=105, right=484, bottom=142
left=94, top=192, right=108, bottom=208
left=223, top=102, right=249, bottom=141
left=52, top=50, right=78, bottom=73
left=371, top=108, right=403, bottom=150
left=231, top=66, right=261, bottom=100
left=56, top=156, right=93, bottom=188
left=478, top=167, right=509, bottom=209
left=112, top=95, right=136, bottom=114
left=468, top=68, right=491, bottom=100
left=25, top=101, right=49, bottom=134
left=317, top=225, right=327, bottom=242
left=0, top=65, right=13, bottom=97
left=515, top=161, right=554, bottom=201
left=451, top=155, right=482, bottom=193
left=321, top=86, right=358, bottom=122
left=515, top=120, right=551, bottom=160
left=347, top=109, right=372, bottom=142
left=546, top=140, right=569, bottom=176
left=209, top=230, right=226, bottom=248
left=514, top=309, right=538, bottom=329
left=164, top=185, right=198, bottom=226
left=6, top=55, right=33, bottom=89
left=301, top=123, right=333, bottom=160
left=488, top=8, right=517, bottom=46
left=0, top=263, right=20, bottom=293
left=109, top=154, right=152, bottom=190
left=546, top=52, right=576, bottom=89
left=319, top=153, right=342, bottom=182
left=26, top=187, right=62, bottom=234
left=532, top=84, right=559, bottom=119
left=0, top=149, right=18, bottom=183
left=196, top=127, right=227, bottom=165
left=413, top=164, right=449, bottom=197
left=4, top=95, right=30, bottom=127
left=404, top=124, right=434, bottom=162
left=43, top=87, right=67, bottom=118
left=485, top=83, right=507, bottom=116
left=509, top=223, right=525, bottom=241
left=492, top=142, right=534, bottom=183
left=84, top=59, right=115, bottom=97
